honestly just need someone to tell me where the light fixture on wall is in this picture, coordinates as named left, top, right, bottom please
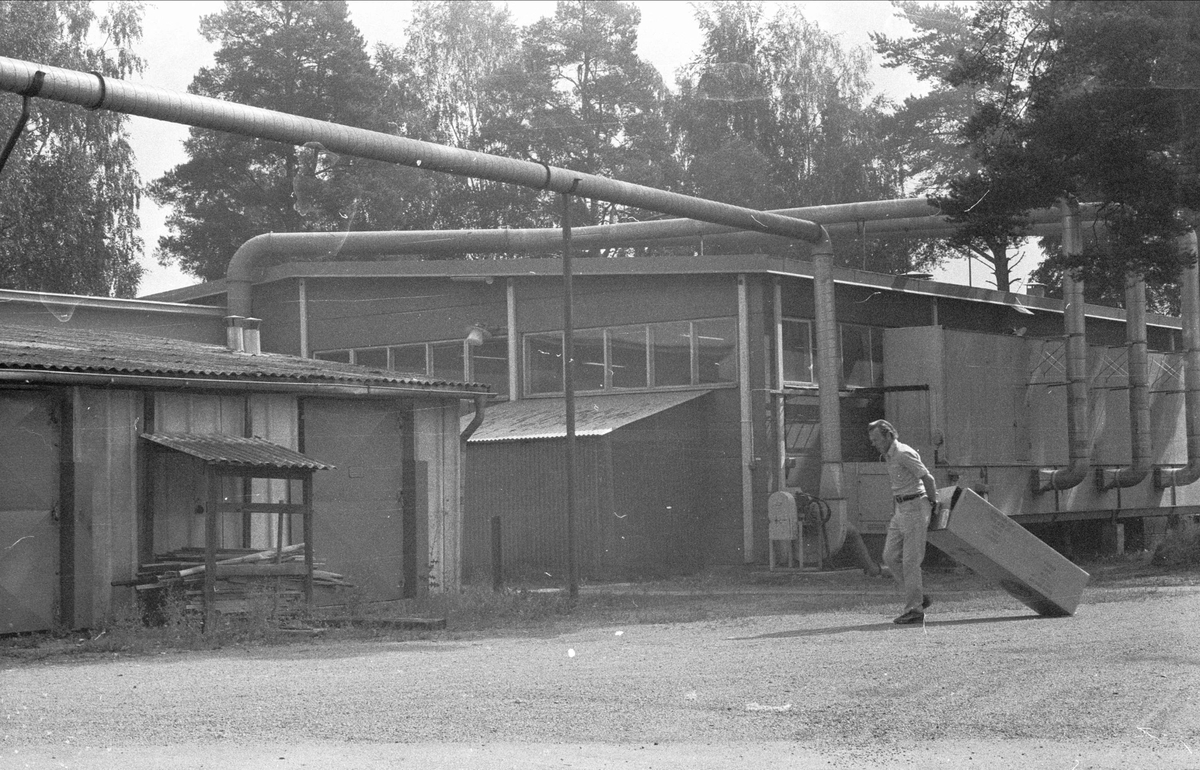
left=466, top=324, right=505, bottom=346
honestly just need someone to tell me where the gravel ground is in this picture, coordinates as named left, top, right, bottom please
left=2, top=568, right=1199, bottom=769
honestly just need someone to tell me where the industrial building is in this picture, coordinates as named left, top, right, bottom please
left=146, top=240, right=1200, bottom=583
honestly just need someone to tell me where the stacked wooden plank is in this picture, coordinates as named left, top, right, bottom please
left=132, top=543, right=353, bottom=618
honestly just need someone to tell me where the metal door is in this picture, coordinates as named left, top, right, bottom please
left=0, top=392, right=60, bottom=634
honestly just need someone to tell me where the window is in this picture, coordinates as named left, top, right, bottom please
left=695, top=318, right=737, bottom=385
left=313, top=349, right=351, bottom=363
left=841, top=324, right=884, bottom=388
left=573, top=329, right=606, bottom=391
left=390, top=344, right=427, bottom=376
left=355, top=346, right=388, bottom=369
left=782, top=319, right=814, bottom=385
left=609, top=326, right=648, bottom=389
left=525, top=332, right=564, bottom=395
left=652, top=321, right=692, bottom=387
left=430, top=341, right=466, bottom=381
left=469, top=336, right=509, bottom=399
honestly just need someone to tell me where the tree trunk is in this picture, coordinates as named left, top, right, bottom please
left=989, top=239, right=1011, bottom=292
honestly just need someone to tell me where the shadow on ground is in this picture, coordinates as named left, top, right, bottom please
left=730, top=613, right=1047, bottom=640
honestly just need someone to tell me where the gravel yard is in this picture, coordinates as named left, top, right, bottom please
left=2, top=563, right=1199, bottom=769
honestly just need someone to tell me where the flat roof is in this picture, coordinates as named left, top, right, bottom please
left=142, top=254, right=1182, bottom=331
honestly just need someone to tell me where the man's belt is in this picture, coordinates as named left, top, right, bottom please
left=894, top=492, right=925, bottom=503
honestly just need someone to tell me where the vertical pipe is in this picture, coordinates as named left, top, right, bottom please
left=507, top=278, right=518, bottom=400
left=1098, top=273, right=1151, bottom=488
left=773, top=278, right=787, bottom=491
left=562, top=192, right=578, bottom=599
left=737, top=275, right=754, bottom=561
left=298, top=278, right=309, bottom=358
left=1035, top=203, right=1090, bottom=492
left=812, top=229, right=848, bottom=553
left=1157, top=231, right=1200, bottom=487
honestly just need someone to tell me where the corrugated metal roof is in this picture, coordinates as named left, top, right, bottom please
left=0, top=324, right=488, bottom=394
left=142, top=433, right=334, bottom=470
left=466, top=390, right=711, bottom=443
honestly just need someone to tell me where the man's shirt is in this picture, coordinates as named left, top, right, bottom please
left=882, top=439, right=930, bottom=497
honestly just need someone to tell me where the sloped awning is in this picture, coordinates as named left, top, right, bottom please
left=141, top=433, right=334, bottom=471
left=465, top=390, right=711, bottom=443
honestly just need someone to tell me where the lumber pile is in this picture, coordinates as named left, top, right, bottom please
left=131, top=543, right=353, bottom=619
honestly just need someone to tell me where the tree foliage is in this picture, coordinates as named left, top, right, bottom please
left=877, top=1, right=1200, bottom=299
left=520, top=0, right=679, bottom=228
left=381, top=0, right=545, bottom=232
left=676, top=1, right=929, bottom=273
left=149, top=0, right=392, bottom=280
left=0, top=0, right=144, bottom=296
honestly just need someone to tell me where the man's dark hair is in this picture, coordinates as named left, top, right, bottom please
left=868, top=419, right=897, bottom=439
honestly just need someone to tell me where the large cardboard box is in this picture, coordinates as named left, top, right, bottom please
left=929, top=488, right=1090, bottom=616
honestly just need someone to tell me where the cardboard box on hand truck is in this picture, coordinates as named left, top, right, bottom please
left=929, top=488, right=1090, bottom=616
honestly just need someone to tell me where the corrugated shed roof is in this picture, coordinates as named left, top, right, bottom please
left=0, top=324, right=488, bottom=394
left=466, top=390, right=711, bottom=443
left=142, top=433, right=334, bottom=470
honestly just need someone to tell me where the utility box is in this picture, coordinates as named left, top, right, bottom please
left=767, top=491, right=800, bottom=569
left=929, top=488, right=1090, bottom=617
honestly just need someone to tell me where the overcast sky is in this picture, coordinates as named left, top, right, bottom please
left=126, top=1, right=988, bottom=297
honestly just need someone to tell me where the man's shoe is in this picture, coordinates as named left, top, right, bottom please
left=893, top=609, right=924, bottom=625
left=921, top=595, right=932, bottom=610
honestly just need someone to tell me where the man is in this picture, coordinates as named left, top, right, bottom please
left=868, top=419, right=945, bottom=625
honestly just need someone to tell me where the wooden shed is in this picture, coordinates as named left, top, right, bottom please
left=0, top=323, right=488, bottom=635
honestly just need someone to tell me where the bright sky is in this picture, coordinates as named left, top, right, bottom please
left=125, top=1, right=1001, bottom=297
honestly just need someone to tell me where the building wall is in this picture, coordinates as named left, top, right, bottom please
left=73, top=388, right=141, bottom=628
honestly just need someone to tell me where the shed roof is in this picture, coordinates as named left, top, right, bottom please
left=466, top=390, right=711, bottom=443
left=0, top=324, right=488, bottom=396
left=142, top=432, right=334, bottom=471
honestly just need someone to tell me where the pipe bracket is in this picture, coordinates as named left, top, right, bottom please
left=86, top=71, right=106, bottom=110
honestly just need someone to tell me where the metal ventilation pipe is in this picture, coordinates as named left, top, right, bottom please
left=1097, top=273, right=1151, bottom=489
left=1035, top=202, right=1090, bottom=493
left=1156, top=230, right=1200, bottom=488
left=0, top=57, right=822, bottom=244
left=223, top=204, right=1101, bottom=318
left=812, top=230, right=848, bottom=552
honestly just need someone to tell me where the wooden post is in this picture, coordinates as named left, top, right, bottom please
left=302, top=473, right=314, bottom=608
left=491, top=515, right=503, bottom=592
left=203, top=467, right=219, bottom=633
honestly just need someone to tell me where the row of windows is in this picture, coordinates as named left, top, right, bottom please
left=313, top=318, right=739, bottom=397
left=524, top=318, right=738, bottom=395
left=313, top=317, right=882, bottom=397
left=314, top=337, right=510, bottom=397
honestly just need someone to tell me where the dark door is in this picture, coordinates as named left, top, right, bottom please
left=303, top=400, right=406, bottom=602
left=0, top=392, right=60, bottom=633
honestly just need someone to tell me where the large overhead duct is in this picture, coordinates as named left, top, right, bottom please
left=0, top=57, right=823, bottom=245
left=1035, top=202, right=1090, bottom=493
left=1156, top=230, right=1200, bottom=489
left=1097, top=274, right=1151, bottom=490
left=222, top=202, right=1100, bottom=318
